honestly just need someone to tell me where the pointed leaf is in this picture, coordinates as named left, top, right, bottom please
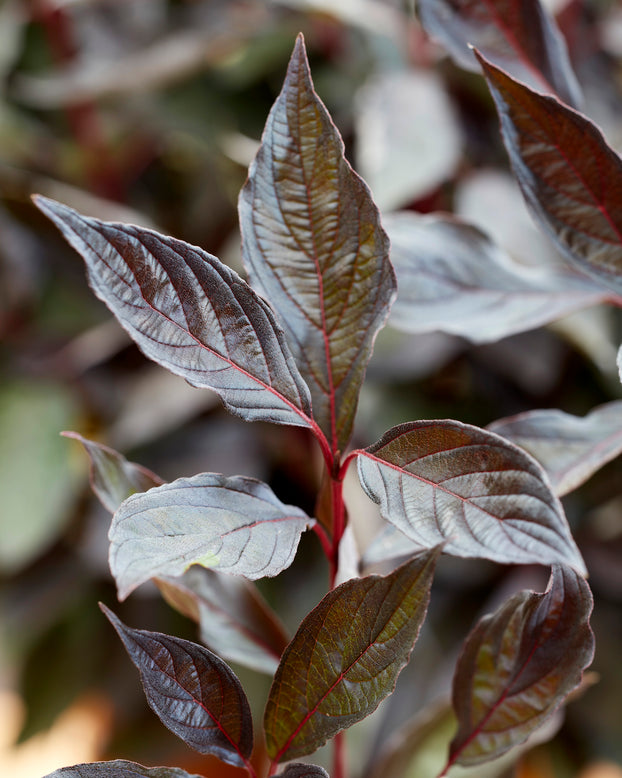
left=488, top=401, right=622, bottom=496
left=110, top=472, right=315, bottom=600
left=356, top=420, right=586, bottom=573
left=476, top=52, right=622, bottom=297
left=449, top=565, right=594, bottom=766
left=62, top=431, right=163, bottom=513
left=157, top=566, right=289, bottom=674
left=34, top=196, right=315, bottom=430
left=264, top=547, right=440, bottom=763
left=417, top=0, right=582, bottom=107
left=281, top=765, right=329, bottom=778
left=100, top=605, right=253, bottom=768
left=385, top=211, right=607, bottom=343
left=239, top=34, right=396, bottom=455
left=44, top=761, right=201, bottom=778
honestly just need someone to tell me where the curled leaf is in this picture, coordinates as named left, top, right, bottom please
left=101, top=605, right=253, bottom=768
left=44, top=761, right=202, bottom=778
left=356, top=420, right=586, bottom=573
left=264, top=547, right=440, bottom=763
left=449, top=565, right=594, bottom=766
left=110, top=473, right=314, bottom=600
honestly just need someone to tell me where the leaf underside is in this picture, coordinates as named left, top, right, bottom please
left=34, top=196, right=314, bottom=430
left=101, top=605, right=253, bottom=768
left=477, top=52, right=622, bottom=297
left=264, top=547, right=440, bottom=763
left=450, top=565, right=594, bottom=766
left=239, top=33, right=396, bottom=455
left=110, top=472, right=314, bottom=600
left=44, top=761, right=202, bottom=778
left=356, top=420, right=586, bottom=573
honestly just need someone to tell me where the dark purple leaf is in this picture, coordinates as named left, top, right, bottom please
left=44, top=761, right=201, bottom=778
left=62, top=431, right=163, bottom=513
left=488, top=401, right=622, bottom=496
left=281, top=765, right=329, bottom=778
left=448, top=565, right=594, bottom=766
left=157, top=566, right=289, bottom=675
left=264, top=547, right=440, bottom=763
left=34, top=196, right=315, bottom=431
left=356, top=420, right=586, bottom=573
left=110, top=473, right=314, bottom=600
left=476, top=52, right=622, bottom=297
left=100, top=605, right=253, bottom=768
left=417, top=0, right=582, bottom=107
left=385, top=211, right=607, bottom=343
left=239, top=34, right=396, bottom=456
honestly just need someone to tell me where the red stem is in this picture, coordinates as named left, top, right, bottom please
left=332, top=730, right=347, bottom=778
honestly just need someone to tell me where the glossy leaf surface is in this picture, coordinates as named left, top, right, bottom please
left=488, top=401, right=622, bottom=496
left=356, top=420, right=586, bottom=573
left=157, top=565, right=289, bottom=675
left=101, top=606, right=253, bottom=768
left=281, top=766, right=329, bottom=778
left=417, top=0, right=581, bottom=107
left=264, top=548, right=440, bottom=762
left=44, top=761, right=201, bottom=778
left=62, top=431, right=163, bottom=513
left=449, top=565, right=594, bottom=766
left=110, top=473, right=314, bottom=600
left=34, top=196, right=315, bottom=430
left=477, top=52, right=622, bottom=296
left=385, top=211, right=606, bottom=343
left=239, top=34, right=396, bottom=455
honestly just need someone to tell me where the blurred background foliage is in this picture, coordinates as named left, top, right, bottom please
left=1, top=0, right=621, bottom=776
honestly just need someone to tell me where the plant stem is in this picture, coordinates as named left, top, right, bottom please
left=332, top=730, right=347, bottom=778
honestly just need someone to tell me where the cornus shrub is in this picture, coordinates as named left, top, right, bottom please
left=34, top=11, right=622, bottom=777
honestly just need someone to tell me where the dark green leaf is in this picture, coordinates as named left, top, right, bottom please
left=100, top=605, right=253, bottom=768
left=264, top=547, right=440, bottom=763
left=62, top=431, right=163, bottom=513
left=110, top=472, right=315, bottom=600
left=157, top=566, right=289, bottom=675
left=239, top=34, right=396, bottom=455
left=34, top=196, right=315, bottom=431
left=356, top=420, right=586, bottom=573
left=449, top=565, right=594, bottom=766
left=44, top=761, right=201, bottom=778
left=476, top=52, right=622, bottom=297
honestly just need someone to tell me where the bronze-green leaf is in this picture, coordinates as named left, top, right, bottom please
left=44, top=761, right=202, bottom=778
left=264, top=547, right=440, bottom=763
left=239, top=34, right=396, bottom=456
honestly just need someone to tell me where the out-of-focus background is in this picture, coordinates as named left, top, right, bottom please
left=1, top=1, right=621, bottom=776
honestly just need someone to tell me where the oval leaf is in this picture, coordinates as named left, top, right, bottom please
left=282, top=765, right=329, bottom=778
left=157, top=566, right=289, bottom=675
left=356, top=420, right=586, bottom=573
left=239, top=34, right=396, bottom=455
left=264, top=547, right=440, bottom=763
left=45, top=761, right=202, bottom=778
left=448, top=565, right=594, bottom=767
left=34, top=196, right=314, bottom=430
left=417, top=0, right=582, bottom=107
left=110, top=473, right=315, bottom=600
left=62, top=431, right=163, bottom=513
left=385, top=211, right=606, bottom=343
left=488, top=401, right=622, bottom=496
left=476, top=52, right=622, bottom=297
left=100, top=605, right=253, bottom=768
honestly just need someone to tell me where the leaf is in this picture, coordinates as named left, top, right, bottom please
left=417, top=0, right=582, bottom=107
left=488, top=401, right=622, bottom=496
left=448, top=565, right=594, bottom=766
left=44, top=761, right=202, bottom=778
left=62, top=431, right=164, bottom=513
left=281, top=765, right=329, bottom=778
left=354, top=69, right=462, bottom=211
left=385, top=211, right=606, bottom=343
left=33, top=196, right=315, bottom=431
left=157, top=565, right=289, bottom=675
left=110, top=472, right=315, bottom=600
left=239, top=34, right=396, bottom=455
left=263, top=547, right=440, bottom=763
left=476, top=52, right=622, bottom=297
left=100, top=605, right=253, bottom=768
left=356, top=420, right=586, bottom=573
